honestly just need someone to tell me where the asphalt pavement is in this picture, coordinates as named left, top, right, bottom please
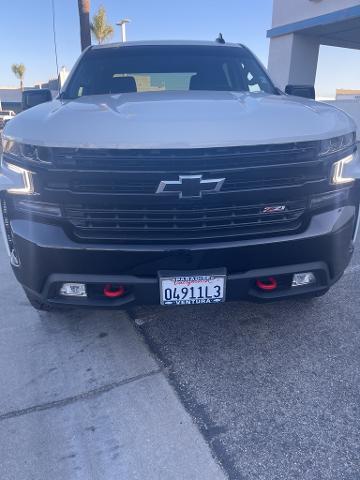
left=132, top=241, right=360, bottom=480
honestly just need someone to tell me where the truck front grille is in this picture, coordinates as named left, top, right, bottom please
left=52, top=142, right=320, bottom=172
left=64, top=200, right=307, bottom=244
left=34, top=142, right=330, bottom=243
left=46, top=169, right=322, bottom=195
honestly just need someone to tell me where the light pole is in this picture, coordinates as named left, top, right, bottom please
left=116, top=19, right=131, bottom=42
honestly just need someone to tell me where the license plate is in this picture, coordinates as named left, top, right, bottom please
left=160, top=274, right=226, bottom=306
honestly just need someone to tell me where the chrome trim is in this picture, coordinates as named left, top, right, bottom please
left=156, top=174, right=225, bottom=199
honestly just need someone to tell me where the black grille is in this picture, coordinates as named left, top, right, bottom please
left=46, top=168, right=322, bottom=195
left=39, top=143, right=328, bottom=243
left=45, top=142, right=327, bottom=197
left=64, top=200, right=307, bottom=243
left=51, top=142, right=320, bottom=172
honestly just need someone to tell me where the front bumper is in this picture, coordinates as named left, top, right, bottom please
left=7, top=205, right=358, bottom=307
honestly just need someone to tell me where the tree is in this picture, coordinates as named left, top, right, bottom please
left=78, top=0, right=91, bottom=51
left=90, top=6, right=114, bottom=44
left=11, top=63, right=26, bottom=91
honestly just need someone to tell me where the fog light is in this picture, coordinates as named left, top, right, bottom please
left=60, top=283, right=87, bottom=297
left=292, top=272, right=316, bottom=288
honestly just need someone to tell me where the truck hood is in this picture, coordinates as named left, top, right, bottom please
left=3, top=91, right=356, bottom=149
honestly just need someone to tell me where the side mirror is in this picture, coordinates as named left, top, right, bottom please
left=285, top=85, right=315, bottom=100
left=22, top=89, right=52, bottom=111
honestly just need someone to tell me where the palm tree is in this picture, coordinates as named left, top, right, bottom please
left=90, top=6, right=114, bottom=44
left=11, top=64, right=26, bottom=91
left=78, top=0, right=91, bottom=51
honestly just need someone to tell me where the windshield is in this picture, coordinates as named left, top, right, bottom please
left=0, top=111, right=11, bottom=116
left=63, top=45, right=276, bottom=99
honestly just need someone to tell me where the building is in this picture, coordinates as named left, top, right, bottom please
left=34, top=67, right=70, bottom=91
left=0, top=86, right=55, bottom=114
left=0, top=67, right=69, bottom=113
left=267, top=0, right=360, bottom=136
left=0, top=87, right=26, bottom=113
left=58, top=66, right=70, bottom=88
left=267, top=1, right=360, bottom=90
left=336, top=89, right=360, bottom=101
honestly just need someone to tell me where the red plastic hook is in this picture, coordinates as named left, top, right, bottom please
left=103, top=284, right=126, bottom=298
left=256, top=277, right=278, bottom=291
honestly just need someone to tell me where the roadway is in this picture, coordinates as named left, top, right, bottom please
left=132, top=240, right=360, bottom=480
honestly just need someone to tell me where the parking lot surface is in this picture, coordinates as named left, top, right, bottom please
left=133, top=241, right=360, bottom=480
left=0, top=247, right=225, bottom=480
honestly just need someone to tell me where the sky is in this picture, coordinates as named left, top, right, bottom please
left=0, top=0, right=359, bottom=98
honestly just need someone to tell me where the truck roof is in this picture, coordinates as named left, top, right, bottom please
left=91, top=40, right=244, bottom=50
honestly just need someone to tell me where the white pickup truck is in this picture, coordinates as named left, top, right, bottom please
left=1, top=40, right=360, bottom=310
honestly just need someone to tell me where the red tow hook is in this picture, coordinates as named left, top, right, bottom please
left=256, top=277, right=278, bottom=291
left=103, top=284, right=126, bottom=298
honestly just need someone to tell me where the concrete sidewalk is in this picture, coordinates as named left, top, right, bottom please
left=0, top=248, right=226, bottom=480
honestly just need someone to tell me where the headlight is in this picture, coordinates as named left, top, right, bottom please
left=2, top=161, right=34, bottom=195
left=2, top=139, right=51, bottom=164
left=319, top=133, right=356, bottom=157
left=331, top=153, right=355, bottom=185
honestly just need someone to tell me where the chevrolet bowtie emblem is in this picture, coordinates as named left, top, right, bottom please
left=156, top=175, right=225, bottom=199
